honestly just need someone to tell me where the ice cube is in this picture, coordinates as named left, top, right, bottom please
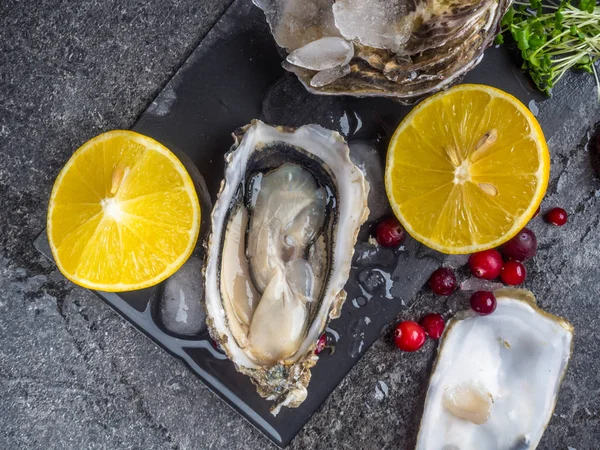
left=168, top=149, right=212, bottom=242
left=444, top=254, right=470, bottom=269
left=287, top=37, right=353, bottom=71
left=460, top=277, right=504, bottom=292
left=159, top=256, right=206, bottom=336
left=332, top=0, right=412, bottom=53
left=254, top=0, right=341, bottom=51
left=310, top=64, right=351, bottom=87
left=349, top=140, right=390, bottom=222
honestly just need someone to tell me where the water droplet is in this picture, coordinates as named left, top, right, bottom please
left=353, top=110, right=363, bottom=134
left=349, top=339, right=365, bottom=358
left=373, top=269, right=394, bottom=299
left=326, top=326, right=341, bottom=342
left=358, top=284, right=373, bottom=300
left=352, top=296, right=368, bottom=308
left=357, top=268, right=394, bottom=299
left=352, top=242, right=395, bottom=268
left=375, top=380, right=388, bottom=399
left=528, top=99, right=539, bottom=116
left=339, top=110, right=351, bottom=136
left=348, top=317, right=370, bottom=357
left=358, top=269, right=385, bottom=294
left=349, top=317, right=367, bottom=337
left=365, top=380, right=390, bottom=409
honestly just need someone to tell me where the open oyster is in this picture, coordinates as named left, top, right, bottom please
left=254, top=0, right=511, bottom=102
left=416, top=289, right=573, bottom=449
left=204, top=121, right=369, bottom=414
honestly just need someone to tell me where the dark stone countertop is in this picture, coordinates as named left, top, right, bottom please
left=1, top=1, right=599, bottom=449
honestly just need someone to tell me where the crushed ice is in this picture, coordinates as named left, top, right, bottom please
left=253, top=0, right=341, bottom=51
left=287, top=37, right=353, bottom=71
left=332, top=0, right=411, bottom=53
left=348, top=140, right=389, bottom=222
left=159, top=256, right=206, bottom=336
left=460, top=276, right=504, bottom=292
left=310, top=64, right=351, bottom=87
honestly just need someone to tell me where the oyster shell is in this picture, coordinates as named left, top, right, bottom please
left=254, top=0, right=511, bottom=102
left=204, top=121, right=369, bottom=414
left=416, top=289, right=573, bottom=449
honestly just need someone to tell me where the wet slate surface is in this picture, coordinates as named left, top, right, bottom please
left=1, top=1, right=600, bottom=449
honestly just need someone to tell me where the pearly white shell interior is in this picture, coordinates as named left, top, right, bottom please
left=416, top=293, right=573, bottom=450
left=204, top=121, right=369, bottom=370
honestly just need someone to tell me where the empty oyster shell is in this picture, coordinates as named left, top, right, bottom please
left=416, top=289, right=573, bottom=449
left=204, top=121, right=369, bottom=414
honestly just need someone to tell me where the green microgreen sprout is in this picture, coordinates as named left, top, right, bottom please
left=496, top=0, right=600, bottom=100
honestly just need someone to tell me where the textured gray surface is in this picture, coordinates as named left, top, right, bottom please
left=1, top=1, right=599, bottom=449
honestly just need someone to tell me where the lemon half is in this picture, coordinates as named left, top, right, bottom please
left=47, top=130, right=200, bottom=291
left=385, top=84, right=549, bottom=254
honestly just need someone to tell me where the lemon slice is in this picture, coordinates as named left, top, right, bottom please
left=47, top=130, right=201, bottom=291
left=385, top=84, right=549, bottom=254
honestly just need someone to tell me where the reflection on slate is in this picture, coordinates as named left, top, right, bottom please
left=35, top=0, right=547, bottom=447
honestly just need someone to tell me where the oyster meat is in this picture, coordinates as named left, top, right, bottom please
left=254, top=0, right=511, bottom=102
left=204, top=121, right=369, bottom=414
left=416, top=289, right=573, bottom=449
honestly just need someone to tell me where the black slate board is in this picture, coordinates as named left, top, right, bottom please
left=36, top=0, right=547, bottom=447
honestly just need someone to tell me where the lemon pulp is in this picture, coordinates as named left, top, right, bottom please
left=47, top=130, right=200, bottom=291
left=385, top=84, right=549, bottom=254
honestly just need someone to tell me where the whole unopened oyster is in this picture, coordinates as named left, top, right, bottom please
left=254, top=0, right=511, bottom=102
left=204, top=121, right=369, bottom=414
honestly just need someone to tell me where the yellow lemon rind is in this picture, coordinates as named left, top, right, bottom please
left=385, top=84, right=550, bottom=255
left=47, top=130, right=201, bottom=292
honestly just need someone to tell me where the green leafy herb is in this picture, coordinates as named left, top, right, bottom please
left=497, top=0, right=600, bottom=99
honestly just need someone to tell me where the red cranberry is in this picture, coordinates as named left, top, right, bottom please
left=501, top=260, right=526, bottom=286
left=501, top=228, right=537, bottom=261
left=315, top=333, right=327, bottom=355
left=470, top=291, right=497, bottom=315
left=469, top=249, right=503, bottom=280
left=393, top=321, right=426, bottom=352
left=211, top=339, right=224, bottom=353
left=376, top=217, right=405, bottom=247
left=429, top=268, right=456, bottom=296
left=419, top=313, right=445, bottom=340
left=546, top=207, right=568, bottom=226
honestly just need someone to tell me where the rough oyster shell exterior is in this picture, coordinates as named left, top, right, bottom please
left=254, top=0, right=512, bottom=102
